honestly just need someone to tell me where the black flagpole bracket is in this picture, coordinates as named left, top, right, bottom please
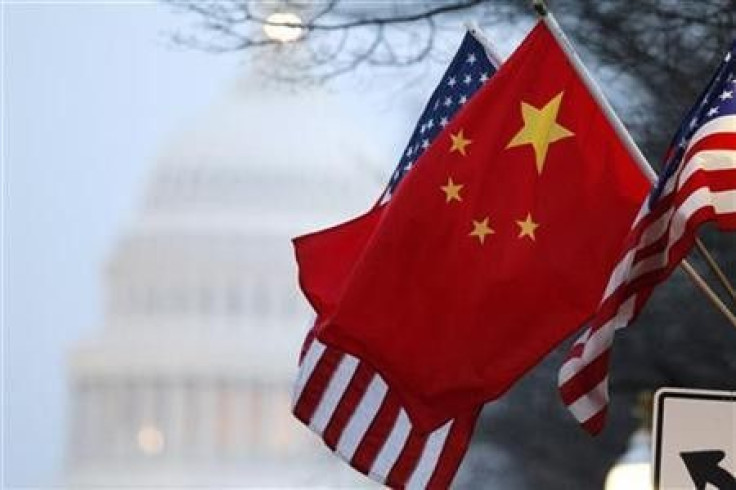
left=533, top=0, right=549, bottom=17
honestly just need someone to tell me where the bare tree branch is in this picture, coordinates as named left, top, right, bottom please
left=164, top=0, right=505, bottom=80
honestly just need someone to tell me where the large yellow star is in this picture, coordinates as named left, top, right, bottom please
left=506, top=92, right=574, bottom=174
left=440, top=177, right=463, bottom=203
left=450, top=129, right=472, bottom=156
left=469, top=217, right=495, bottom=244
left=516, top=213, right=540, bottom=241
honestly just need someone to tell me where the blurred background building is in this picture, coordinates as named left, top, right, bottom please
left=65, top=66, right=385, bottom=487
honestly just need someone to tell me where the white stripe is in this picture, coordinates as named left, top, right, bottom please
left=602, top=249, right=636, bottom=298
left=687, top=114, right=736, bottom=149
left=629, top=193, right=696, bottom=281
left=629, top=249, right=667, bottom=281
left=558, top=296, right=635, bottom=384
left=662, top=187, right=735, bottom=255
left=679, top=149, right=736, bottom=188
left=559, top=322, right=617, bottom=385
left=309, top=354, right=360, bottom=434
left=637, top=207, right=675, bottom=251
left=406, top=421, right=453, bottom=489
left=369, top=409, right=412, bottom=483
left=379, top=190, right=391, bottom=205
left=558, top=326, right=608, bottom=386
left=603, top=202, right=675, bottom=299
left=582, top=297, right=634, bottom=360
left=715, top=189, right=736, bottom=214
left=291, top=340, right=326, bottom=408
left=566, top=378, right=609, bottom=423
left=570, top=328, right=591, bottom=350
left=335, top=375, right=388, bottom=461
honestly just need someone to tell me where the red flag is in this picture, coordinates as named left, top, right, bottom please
left=298, top=22, right=651, bottom=433
left=291, top=30, right=497, bottom=487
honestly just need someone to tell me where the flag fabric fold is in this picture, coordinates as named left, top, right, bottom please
left=313, top=22, right=649, bottom=434
left=291, top=29, right=498, bottom=487
left=559, top=41, right=736, bottom=434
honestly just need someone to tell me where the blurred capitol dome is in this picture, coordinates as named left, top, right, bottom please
left=65, top=68, right=387, bottom=487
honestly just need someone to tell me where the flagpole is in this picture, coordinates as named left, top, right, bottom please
left=532, top=0, right=736, bottom=328
left=680, top=261, right=736, bottom=327
left=464, top=21, right=504, bottom=68
left=694, top=239, right=736, bottom=304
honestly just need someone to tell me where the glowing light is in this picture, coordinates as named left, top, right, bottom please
left=137, top=425, right=165, bottom=455
left=605, top=429, right=652, bottom=490
left=605, top=463, right=651, bottom=490
left=263, top=12, right=303, bottom=43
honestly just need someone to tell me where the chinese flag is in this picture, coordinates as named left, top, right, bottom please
left=297, top=22, right=650, bottom=433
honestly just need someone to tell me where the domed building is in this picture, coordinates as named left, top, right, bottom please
left=65, top=71, right=388, bottom=486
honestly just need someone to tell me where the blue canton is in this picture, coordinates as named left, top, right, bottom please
left=650, top=41, right=736, bottom=207
left=382, top=32, right=499, bottom=201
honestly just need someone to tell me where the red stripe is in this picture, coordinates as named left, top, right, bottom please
left=293, top=347, right=344, bottom=425
left=298, top=326, right=317, bottom=366
left=634, top=169, right=732, bottom=263
left=323, top=364, right=374, bottom=450
left=559, top=349, right=610, bottom=406
left=351, top=392, right=402, bottom=475
left=627, top=207, right=717, bottom=295
left=623, top=163, right=733, bottom=262
left=694, top=168, right=736, bottom=192
left=426, top=407, right=481, bottom=489
left=581, top=407, right=607, bottom=435
left=676, top=167, right=736, bottom=203
left=617, top=200, right=671, bottom=253
left=718, top=211, right=736, bottom=230
left=634, top=229, right=671, bottom=265
left=386, top=429, right=428, bottom=488
left=683, top=133, right=736, bottom=163
left=566, top=341, right=585, bottom=361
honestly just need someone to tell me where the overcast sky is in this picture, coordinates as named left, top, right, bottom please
left=4, top=3, right=242, bottom=486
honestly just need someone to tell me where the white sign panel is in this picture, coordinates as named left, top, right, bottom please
left=653, top=388, right=736, bottom=490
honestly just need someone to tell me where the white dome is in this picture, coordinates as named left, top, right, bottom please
left=141, top=74, right=389, bottom=237
left=67, top=67, right=393, bottom=488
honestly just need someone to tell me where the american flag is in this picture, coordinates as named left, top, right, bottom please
left=380, top=30, right=499, bottom=204
left=558, top=42, right=736, bottom=434
left=292, top=30, right=499, bottom=487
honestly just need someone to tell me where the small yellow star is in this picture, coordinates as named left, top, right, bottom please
left=450, top=129, right=472, bottom=156
left=440, top=177, right=464, bottom=203
left=506, top=92, right=574, bottom=174
left=516, top=213, right=539, bottom=241
left=469, top=217, right=495, bottom=244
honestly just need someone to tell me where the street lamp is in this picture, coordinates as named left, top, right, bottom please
left=263, top=12, right=303, bottom=43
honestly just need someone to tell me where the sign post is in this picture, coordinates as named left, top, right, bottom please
left=653, top=388, right=736, bottom=489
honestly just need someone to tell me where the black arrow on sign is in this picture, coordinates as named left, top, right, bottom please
left=681, top=450, right=736, bottom=490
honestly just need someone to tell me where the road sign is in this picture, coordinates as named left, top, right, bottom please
left=653, top=388, right=736, bottom=490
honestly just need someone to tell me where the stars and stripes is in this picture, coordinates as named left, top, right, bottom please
left=558, top=42, right=736, bottom=434
left=381, top=31, right=498, bottom=203
left=293, top=338, right=479, bottom=488
left=291, top=30, right=499, bottom=487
